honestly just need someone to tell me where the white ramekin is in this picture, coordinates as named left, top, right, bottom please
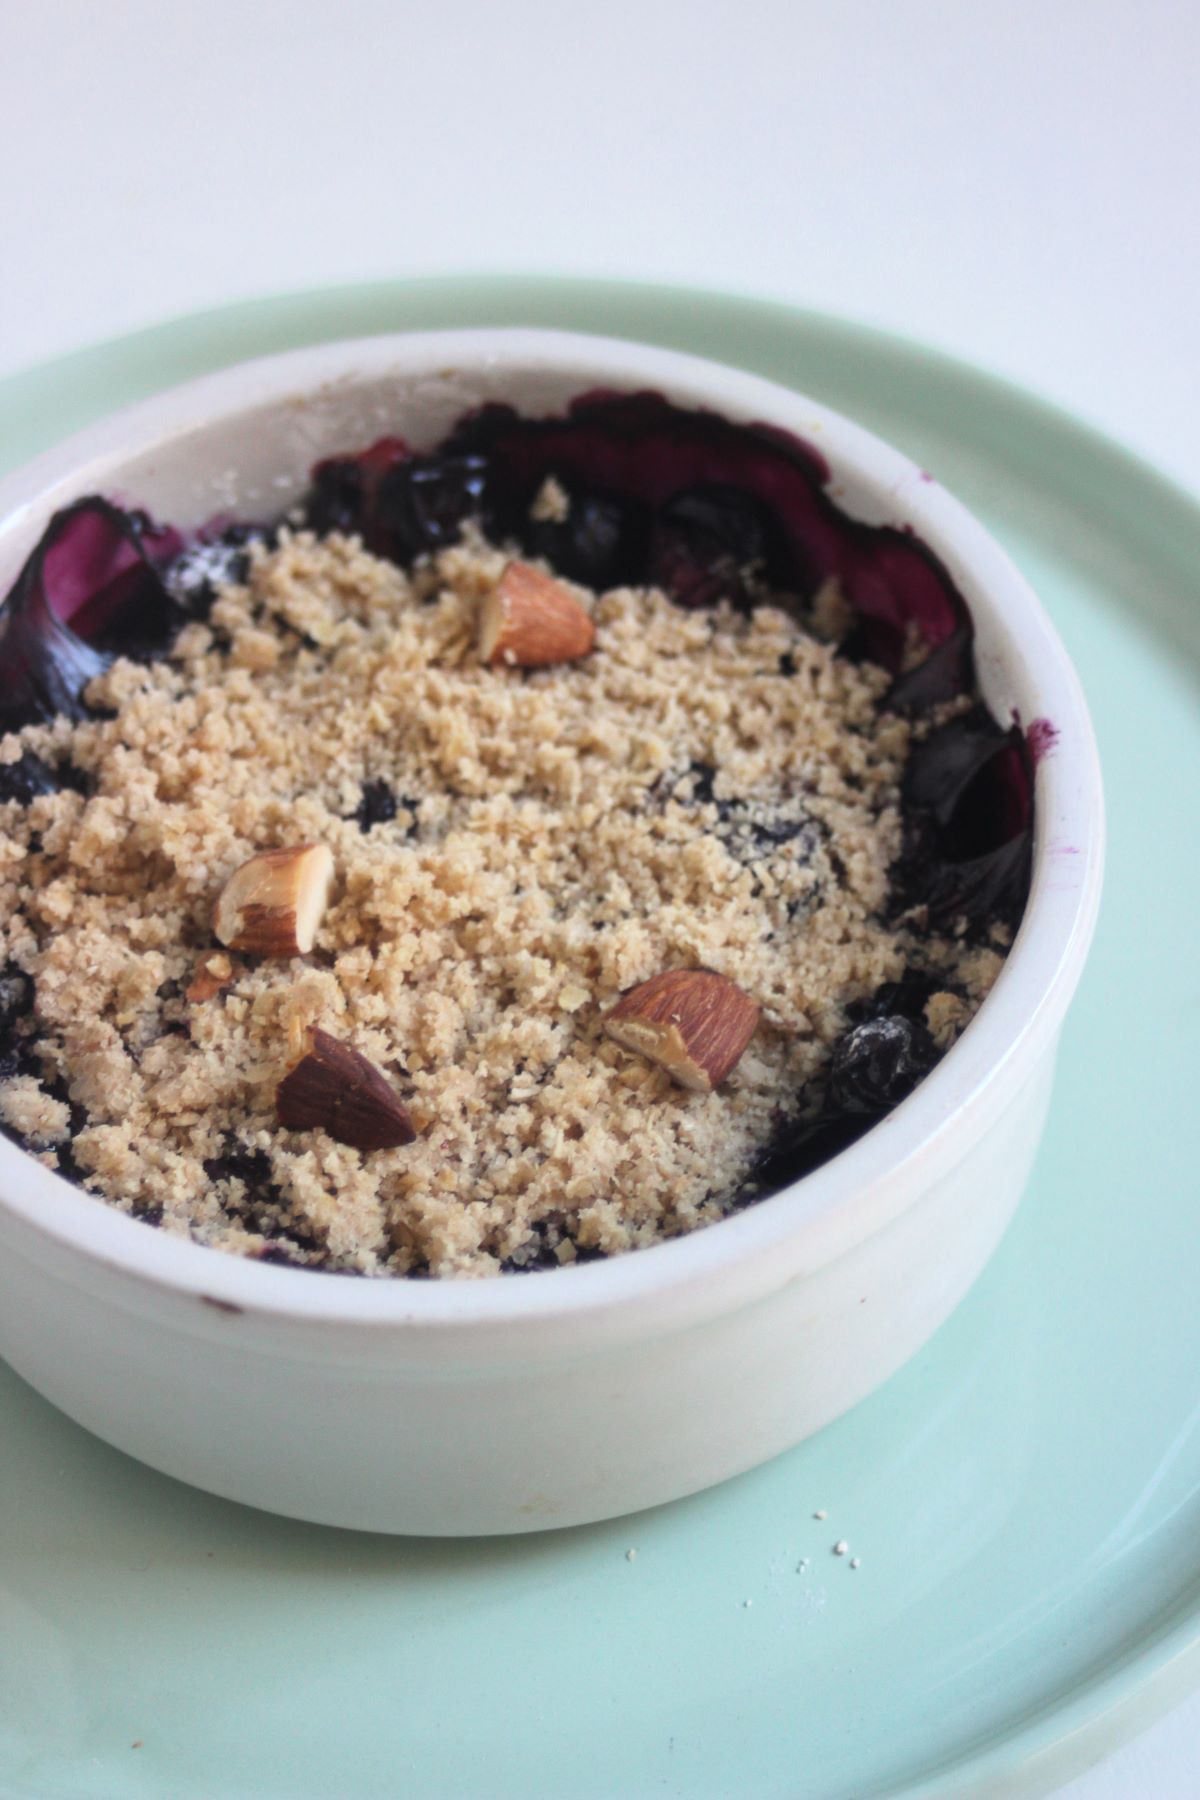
left=0, top=331, right=1104, bottom=1534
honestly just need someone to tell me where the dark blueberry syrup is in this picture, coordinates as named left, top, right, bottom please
left=0, top=389, right=1040, bottom=1262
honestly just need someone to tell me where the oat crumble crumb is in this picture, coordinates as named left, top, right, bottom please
left=529, top=476, right=571, bottom=524
left=0, top=1077, right=69, bottom=1146
left=925, top=990, right=970, bottom=1051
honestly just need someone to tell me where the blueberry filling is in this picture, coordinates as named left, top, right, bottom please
left=203, top=1144, right=325, bottom=1262
left=716, top=800, right=825, bottom=870
left=0, top=498, right=242, bottom=734
left=0, top=749, right=88, bottom=805
left=372, top=455, right=492, bottom=564
left=743, top=1003, right=940, bottom=1201
left=742, top=1108, right=879, bottom=1199
left=0, top=968, right=35, bottom=1083
left=0, top=518, right=119, bottom=735
left=353, top=778, right=399, bottom=832
left=647, top=484, right=777, bottom=609
left=895, top=708, right=1033, bottom=930
left=523, top=487, right=634, bottom=590
left=438, top=391, right=969, bottom=678
left=303, top=457, right=368, bottom=537
left=256, top=1244, right=309, bottom=1269
left=684, top=759, right=717, bottom=806
left=826, top=1015, right=939, bottom=1115
left=501, top=1221, right=605, bottom=1274
left=165, top=524, right=267, bottom=616
left=500, top=1218, right=565, bottom=1274
left=0, top=388, right=1038, bottom=1270
left=847, top=967, right=946, bottom=1027
left=306, top=442, right=490, bottom=564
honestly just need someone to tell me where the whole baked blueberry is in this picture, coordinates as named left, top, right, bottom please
left=826, top=1015, right=937, bottom=1115
left=373, top=455, right=490, bottom=562
left=525, top=489, right=635, bottom=590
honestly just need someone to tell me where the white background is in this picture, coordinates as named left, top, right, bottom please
left=1, top=2, right=1197, bottom=1792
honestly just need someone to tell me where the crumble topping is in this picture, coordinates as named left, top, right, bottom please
left=0, top=531, right=1001, bottom=1276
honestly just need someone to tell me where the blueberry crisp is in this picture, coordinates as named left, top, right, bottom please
left=0, top=393, right=1033, bottom=1276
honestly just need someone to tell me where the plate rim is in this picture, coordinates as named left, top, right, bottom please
left=1, top=272, right=1198, bottom=1800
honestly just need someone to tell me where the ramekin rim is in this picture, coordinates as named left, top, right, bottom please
left=0, top=326, right=1105, bottom=1328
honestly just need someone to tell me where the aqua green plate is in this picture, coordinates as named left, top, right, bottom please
left=2, top=280, right=1198, bottom=1800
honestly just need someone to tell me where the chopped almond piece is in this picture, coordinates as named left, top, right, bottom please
left=479, top=560, right=595, bottom=668
left=213, top=844, right=334, bottom=958
left=186, top=952, right=235, bottom=1004
left=604, top=969, right=760, bottom=1093
left=276, top=1027, right=415, bottom=1152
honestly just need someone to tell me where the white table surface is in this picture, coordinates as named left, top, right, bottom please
left=1, top=2, right=1196, bottom=1792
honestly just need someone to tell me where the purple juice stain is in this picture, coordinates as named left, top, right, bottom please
left=1026, top=717, right=1060, bottom=765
